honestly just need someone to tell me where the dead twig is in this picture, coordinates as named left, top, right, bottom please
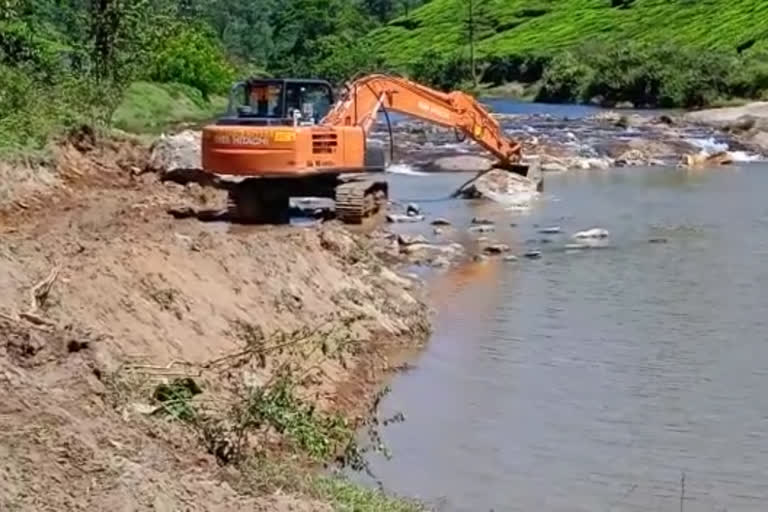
left=1, top=309, right=54, bottom=332
left=203, top=316, right=352, bottom=369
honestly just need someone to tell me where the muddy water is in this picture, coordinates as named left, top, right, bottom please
left=358, top=163, right=768, bottom=512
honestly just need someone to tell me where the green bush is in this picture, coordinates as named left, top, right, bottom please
left=149, top=27, right=235, bottom=98
left=727, top=49, right=768, bottom=98
left=0, top=64, right=111, bottom=154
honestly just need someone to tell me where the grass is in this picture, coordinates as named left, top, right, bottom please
left=369, top=0, right=768, bottom=67
left=111, top=81, right=227, bottom=134
left=232, top=455, right=425, bottom=511
left=312, top=475, right=424, bottom=512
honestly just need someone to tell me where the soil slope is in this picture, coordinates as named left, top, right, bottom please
left=0, top=133, right=429, bottom=510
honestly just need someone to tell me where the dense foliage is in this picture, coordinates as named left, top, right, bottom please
left=537, top=43, right=768, bottom=108
left=370, top=0, right=768, bottom=102
left=0, top=0, right=415, bottom=152
left=3, top=0, right=768, bottom=153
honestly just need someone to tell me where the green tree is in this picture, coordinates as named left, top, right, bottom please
left=364, top=0, right=395, bottom=21
left=149, top=26, right=235, bottom=97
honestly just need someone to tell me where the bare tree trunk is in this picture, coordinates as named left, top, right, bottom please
left=468, top=0, right=477, bottom=88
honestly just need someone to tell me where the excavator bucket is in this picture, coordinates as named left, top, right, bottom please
left=492, top=162, right=530, bottom=177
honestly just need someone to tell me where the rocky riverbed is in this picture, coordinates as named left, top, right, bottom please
left=372, top=106, right=767, bottom=173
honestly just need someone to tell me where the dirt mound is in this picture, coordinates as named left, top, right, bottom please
left=0, top=318, right=331, bottom=511
left=0, top=133, right=429, bottom=510
left=1, top=129, right=147, bottom=228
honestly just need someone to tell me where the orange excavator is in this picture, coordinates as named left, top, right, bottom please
left=202, top=74, right=527, bottom=223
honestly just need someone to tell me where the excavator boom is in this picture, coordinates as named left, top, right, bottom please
left=322, top=74, right=523, bottom=167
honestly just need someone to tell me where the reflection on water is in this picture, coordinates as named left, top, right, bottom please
left=355, top=163, right=768, bottom=512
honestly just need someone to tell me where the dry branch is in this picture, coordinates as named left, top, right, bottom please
left=27, top=265, right=61, bottom=317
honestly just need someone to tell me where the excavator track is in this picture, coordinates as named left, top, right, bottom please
left=335, top=179, right=388, bottom=224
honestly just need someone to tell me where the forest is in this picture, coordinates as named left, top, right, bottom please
left=0, top=0, right=427, bottom=153
left=3, top=0, right=768, bottom=154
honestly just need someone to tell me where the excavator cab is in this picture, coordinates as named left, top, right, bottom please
left=219, top=78, right=335, bottom=126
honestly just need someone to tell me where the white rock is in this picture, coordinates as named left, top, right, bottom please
left=573, top=228, right=610, bottom=239
left=148, top=130, right=202, bottom=173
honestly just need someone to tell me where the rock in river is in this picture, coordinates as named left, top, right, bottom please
left=398, top=234, right=428, bottom=246
left=679, top=151, right=733, bottom=168
left=458, top=169, right=540, bottom=205
left=469, top=224, right=495, bottom=234
left=483, top=244, right=511, bottom=255
left=431, top=218, right=452, bottom=226
left=573, top=228, right=610, bottom=239
left=425, top=155, right=494, bottom=173
left=524, top=250, right=542, bottom=259
left=406, top=203, right=421, bottom=216
left=387, top=213, right=425, bottom=223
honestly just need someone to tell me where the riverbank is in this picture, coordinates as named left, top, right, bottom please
left=0, top=132, right=429, bottom=511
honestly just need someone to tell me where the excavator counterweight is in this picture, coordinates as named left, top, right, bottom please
left=201, top=74, right=526, bottom=224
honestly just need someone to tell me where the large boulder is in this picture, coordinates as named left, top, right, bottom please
left=458, top=168, right=540, bottom=206
left=679, top=151, right=733, bottom=168
left=745, top=131, right=768, bottom=153
left=684, top=102, right=768, bottom=128
left=148, top=130, right=202, bottom=174
left=423, top=155, right=494, bottom=173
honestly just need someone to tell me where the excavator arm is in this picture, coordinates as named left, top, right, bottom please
left=322, top=74, right=523, bottom=168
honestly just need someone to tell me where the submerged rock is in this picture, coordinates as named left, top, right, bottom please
left=469, top=224, right=495, bottom=234
left=471, top=217, right=494, bottom=225
left=524, top=250, right=542, bottom=259
left=539, top=226, right=562, bottom=235
left=431, top=218, right=452, bottom=226
left=483, top=243, right=511, bottom=255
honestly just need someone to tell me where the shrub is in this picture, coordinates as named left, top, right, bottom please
left=0, top=64, right=111, bottom=154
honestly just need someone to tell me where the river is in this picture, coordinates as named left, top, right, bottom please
left=353, top=102, right=768, bottom=512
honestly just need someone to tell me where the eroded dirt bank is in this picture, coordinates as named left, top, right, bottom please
left=0, top=133, right=429, bottom=510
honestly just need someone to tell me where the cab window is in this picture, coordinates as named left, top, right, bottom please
left=285, top=83, right=333, bottom=124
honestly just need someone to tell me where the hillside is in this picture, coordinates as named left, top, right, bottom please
left=369, top=0, right=768, bottom=67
